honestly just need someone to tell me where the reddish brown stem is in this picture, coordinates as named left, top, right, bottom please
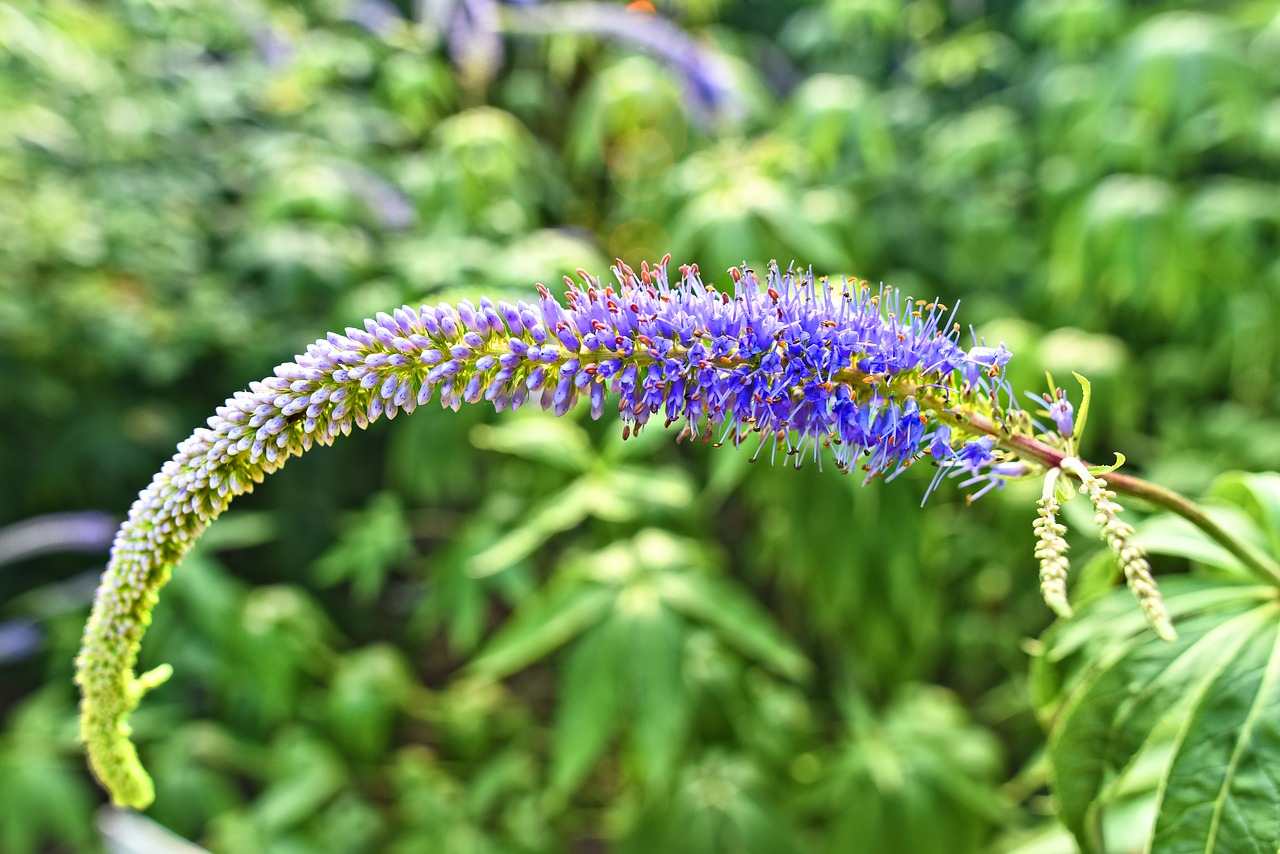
left=963, top=410, right=1280, bottom=586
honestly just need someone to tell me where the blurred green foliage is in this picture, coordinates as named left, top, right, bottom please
left=1, top=0, right=1278, bottom=850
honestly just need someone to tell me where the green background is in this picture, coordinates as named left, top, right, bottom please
left=2, top=0, right=1278, bottom=850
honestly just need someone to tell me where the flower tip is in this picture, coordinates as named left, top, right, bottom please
left=1049, top=394, right=1074, bottom=439
left=135, top=663, right=173, bottom=695
left=1045, top=596, right=1074, bottom=620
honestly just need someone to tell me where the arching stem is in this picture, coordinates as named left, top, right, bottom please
left=955, top=408, right=1280, bottom=586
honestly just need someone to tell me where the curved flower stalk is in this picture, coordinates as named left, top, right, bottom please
left=1061, top=457, right=1176, bottom=641
left=76, top=260, right=1012, bottom=807
left=1034, top=467, right=1071, bottom=619
left=76, top=258, right=1260, bottom=808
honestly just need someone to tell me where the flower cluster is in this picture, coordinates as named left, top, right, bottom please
left=1034, top=469, right=1072, bottom=619
left=77, top=259, right=1019, bottom=808
left=1061, top=458, right=1175, bottom=642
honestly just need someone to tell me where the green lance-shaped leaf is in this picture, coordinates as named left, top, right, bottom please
left=657, top=571, right=811, bottom=682
left=1033, top=577, right=1280, bottom=853
left=1134, top=506, right=1265, bottom=577
left=466, top=466, right=695, bottom=578
left=1152, top=615, right=1280, bottom=851
left=467, top=579, right=616, bottom=681
left=549, top=615, right=626, bottom=796
left=469, top=414, right=596, bottom=473
left=620, top=600, right=690, bottom=790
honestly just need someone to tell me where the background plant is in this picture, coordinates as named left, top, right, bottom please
left=2, top=0, right=1279, bottom=851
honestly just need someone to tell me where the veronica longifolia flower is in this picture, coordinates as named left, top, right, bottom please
left=77, top=259, right=1019, bottom=808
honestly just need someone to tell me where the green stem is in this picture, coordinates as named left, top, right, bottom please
left=957, top=409, right=1280, bottom=586
left=732, top=356, right=1280, bottom=585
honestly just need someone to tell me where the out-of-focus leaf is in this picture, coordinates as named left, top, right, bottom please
left=147, top=723, right=247, bottom=837
left=431, top=678, right=530, bottom=763
left=466, top=477, right=599, bottom=577
left=599, top=465, right=697, bottom=512
left=1112, top=12, right=1259, bottom=158
left=787, top=74, right=896, bottom=177
left=1134, top=508, right=1262, bottom=577
left=564, top=55, right=687, bottom=180
left=816, top=686, right=1008, bottom=853
left=326, top=645, right=415, bottom=761
left=550, top=615, right=625, bottom=795
left=621, top=602, right=689, bottom=789
left=250, top=732, right=348, bottom=833
left=658, top=571, right=811, bottom=682
left=0, top=688, right=96, bottom=854
left=1018, top=0, right=1123, bottom=60
left=232, top=586, right=341, bottom=729
left=312, top=492, right=414, bottom=603
left=416, top=107, right=548, bottom=237
left=410, top=543, right=490, bottom=655
left=914, top=30, right=1021, bottom=88
left=620, top=751, right=807, bottom=854
left=1117, top=471, right=1280, bottom=582
left=463, top=747, right=538, bottom=818
left=1050, top=174, right=1186, bottom=316
left=468, top=580, right=615, bottom=679
left=468, top=466, right=693, bottom=577
left=1208, top=472, right=1280, bottom=561
left=470, top=413, right=596, bottom=472
left=387, top=742, right=541, bottom=853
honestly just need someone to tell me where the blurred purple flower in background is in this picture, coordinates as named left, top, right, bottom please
left=0, top=511, right=118, bottom=665
left=407, top=0, right=739, bottom=121
left=250, top=26, right=293, bottom=69
left=345, top=0, right=403, bottom=36
left=0, top=620, right=42, bottom=665
left=499, top=1, right=739, bottom=122
left=340, top=166, right=418, bottom=230
left=445, top=0, right=506, bottom=88
left=0, top=512, right=117, bottom=567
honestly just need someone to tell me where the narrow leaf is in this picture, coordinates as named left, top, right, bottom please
left=470, top=415, right=595, bottom=472
left=658, top=572, right=811, bottom=682
left=468, top=582, right=615, bottom=679
left=550, top=616, right=625, bottom=795
left=621, top=605, right=689, bottom=790
left=1135, top=509, right=1264, bottom=577
left=1072, top=371, right=1092, bottom=448
left=467, top=479, right=597, bottom=577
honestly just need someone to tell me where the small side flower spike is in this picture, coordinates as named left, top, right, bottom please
left=1034, top=467, right=1072, bottom=619
left=1061, top=457, right=1176, bottom=642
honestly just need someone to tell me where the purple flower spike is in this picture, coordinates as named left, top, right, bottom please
left=76, top=258, right=1021, bottom=812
